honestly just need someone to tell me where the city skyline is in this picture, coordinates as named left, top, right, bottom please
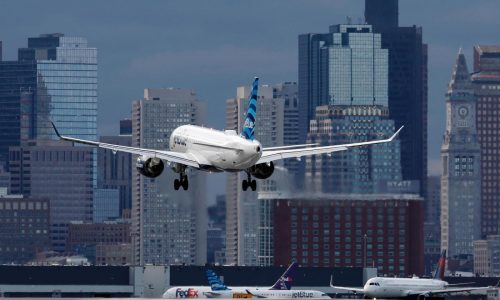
left=0, top=0, right=499, bottom=272
left=1, top=2, right=499, bottom=196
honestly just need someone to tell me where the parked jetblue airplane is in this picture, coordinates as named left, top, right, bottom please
left=331, top=250, right=498, bottom=299
left=51, top=77, right=402, bottom=191
left=163, top=262, right=301, bottom=298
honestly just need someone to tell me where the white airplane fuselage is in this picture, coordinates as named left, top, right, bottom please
left=362, top=277, right=446, bottom=298
left=247, top=288, right=330, bottom=299
left=162, top=286, right=330, bottom=299
left=169, top=125, right=262, bottom=171
left=163, top=286, right=237, bottom=298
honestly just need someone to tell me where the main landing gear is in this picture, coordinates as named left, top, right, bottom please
left=242, top=172, right=256, bottom=191
left=174, top=173, right=189, bottom=190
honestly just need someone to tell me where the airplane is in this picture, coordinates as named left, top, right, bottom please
left=330, top=250, right=498, bottom=299
left=163, top=262, right=308, bottom=298
left=51, top=77, right=403, bottom=191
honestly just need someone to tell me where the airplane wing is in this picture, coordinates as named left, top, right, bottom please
left=408, top=287, right=488, bottom=297
left=330, top=276, right=365, bottom=294
left=408, top=280, right=500, bottom=298
left=51, top=122, right=200, bottom=168
left=257, top=126, right=403, bottom=164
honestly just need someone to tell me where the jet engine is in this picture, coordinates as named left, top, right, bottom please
left=248, top=162, right=274, bottom=179
left=136, top=156, right=164, bottom=178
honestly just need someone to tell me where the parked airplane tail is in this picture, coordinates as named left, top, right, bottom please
left=270, top=262, right=297, bottom=290
left=240, top=77, right=259, bottom=140
left=206, top=269, right=230, bottom=291
left=434, top=250, right=446, bottom=280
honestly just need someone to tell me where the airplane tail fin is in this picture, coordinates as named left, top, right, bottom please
left=206, top=269, right=230, bottom=291
left=434, top=250, right=446, bottom=280
left=270, top=262, right=297, bottom=290
left=240, top=77, right=259, bottom=140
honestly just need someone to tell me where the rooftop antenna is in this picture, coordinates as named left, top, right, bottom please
left=346, top=16, right=352, bottom=25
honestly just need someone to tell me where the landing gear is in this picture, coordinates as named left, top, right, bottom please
left=174, top=173, right=189, bottom=191
left=242, top=173, right=256, bottom=191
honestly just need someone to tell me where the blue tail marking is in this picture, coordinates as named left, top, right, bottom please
left=206, top=269, right=230, bottom=291
left=241, top=77, right=259, bottom=140
left=270, top=262, right=297, bottom=290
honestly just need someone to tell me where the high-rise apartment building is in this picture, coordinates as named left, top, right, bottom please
left=440, top=52, right=481, bottom=258
left=472, top=45, right=500, bottom=237
left=365, top=0, right=428, bottom=198
left=131, top=88, right=207, bottom=265
left=225, top=82, right=297, bottom=265
left=9, top=140, right=94, bottom=251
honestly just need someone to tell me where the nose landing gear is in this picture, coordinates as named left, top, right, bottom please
left=242, top=172, right=256, bottom=191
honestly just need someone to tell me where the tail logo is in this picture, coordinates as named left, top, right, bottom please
left=206, top=269, right=229, bottom=291
left=241, top=77, right=259, bottom=140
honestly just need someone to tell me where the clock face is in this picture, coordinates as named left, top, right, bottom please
left=458, top=106, right=469, bottom=118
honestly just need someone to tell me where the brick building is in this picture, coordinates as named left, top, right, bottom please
left=259, top=194, right=424, bottom=276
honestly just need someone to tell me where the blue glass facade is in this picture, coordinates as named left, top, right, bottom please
left=306, top=105, right=401, bottom=194
left=93, top=188, right=120, bottom=223
left=0, top=61, right=37, bottom=167
left=328, top=25, right=388, bottom=106
left=18, top=35, right=97, bottom=141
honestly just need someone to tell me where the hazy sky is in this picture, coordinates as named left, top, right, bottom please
left=1, top=0, right=499, bottom=200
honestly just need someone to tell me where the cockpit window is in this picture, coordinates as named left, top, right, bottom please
left=369, top=282, right=380, bottom=286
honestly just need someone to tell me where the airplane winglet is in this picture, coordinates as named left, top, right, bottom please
left=389, top=126, right=404, bottom=141
left=51, top=121, right=62, bottom=138
left=330, top=275, right=334, bottom=287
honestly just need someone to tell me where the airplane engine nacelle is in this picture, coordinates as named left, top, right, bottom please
left=136, top=156, right=164, bottom=178
left=248, top=162, right=274, bottom=179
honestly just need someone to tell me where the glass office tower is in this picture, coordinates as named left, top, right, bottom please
left=18, top=33, right=97, bottom=141
left=327, top=25, right=388, bottom=106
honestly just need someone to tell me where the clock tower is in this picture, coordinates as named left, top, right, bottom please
left=441, top=50, right=481, bottom=260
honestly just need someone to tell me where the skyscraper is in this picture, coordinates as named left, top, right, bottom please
left=472, top=45, right=500, bottom=237
left=302, top=24, right=401, bottom=194
left=0, top=60, right=37, bottom=168
left=131, top=88, right=207, bottom=265
left=365, top=0, right=428, bottom=198
left=440, top=52, right=481, bottom=258
left=18, top=33, right=97, bottom=141
left=306, top=105, right=401, bottom=194
left=225, top=82, right=297, bottom=265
